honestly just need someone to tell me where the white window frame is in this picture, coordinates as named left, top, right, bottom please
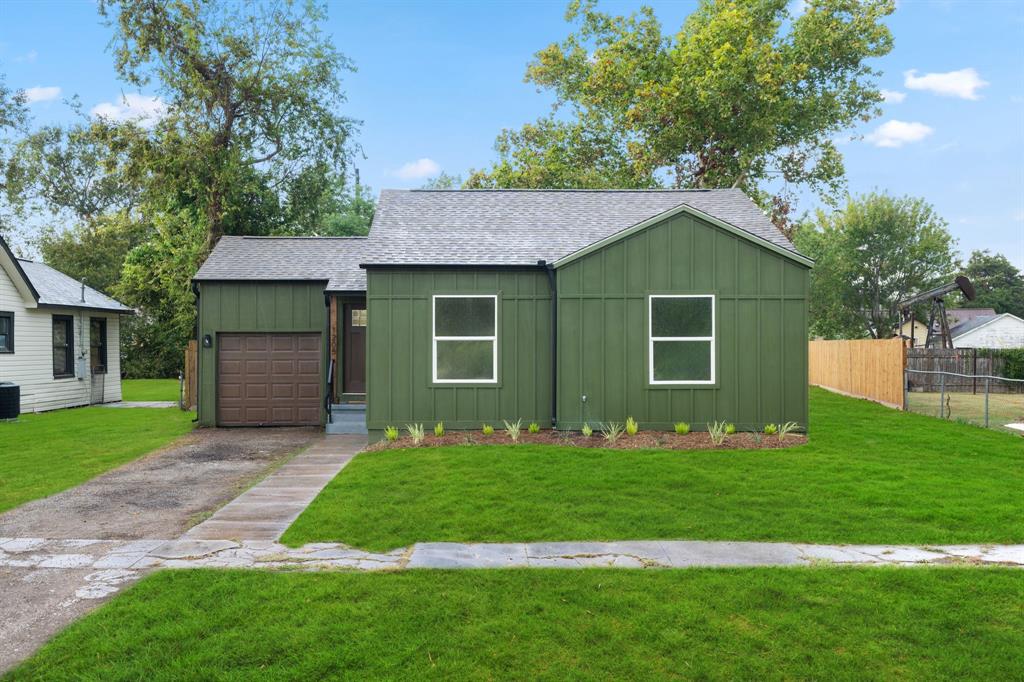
left=648, top=294, right=716, bottom=385
left=432, top=294, right=498, bottom=384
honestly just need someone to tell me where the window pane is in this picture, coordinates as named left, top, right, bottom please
left=436, top=340, right=494, bottom=381
left=53, top=320, right=67, bottom=347
left=652, top=340, right=711, bottom=381
left=0, top=333, right=7, bottom=350
left=351, top=309, right=367, bottom=327
left=652, top=297, right=712, bottom=337
left=435, top=297, right=495, bottom=337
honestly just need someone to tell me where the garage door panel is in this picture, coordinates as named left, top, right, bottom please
left=217, top=333, right=321, bottom=426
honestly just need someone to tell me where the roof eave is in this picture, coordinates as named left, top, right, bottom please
left=551, top=203, right=814, bottom=269
left=0, top=238, right=41, bottom=302
left=36, top=302, right=136, bottom=315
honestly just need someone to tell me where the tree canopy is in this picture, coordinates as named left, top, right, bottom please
left=960, top=250, right=1024, bottom=319
left=795, top=193, right=959, bottom=339
left=470, top=0, right=894, bottom=223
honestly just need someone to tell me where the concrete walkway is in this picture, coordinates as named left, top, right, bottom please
left=184, top=435, right=365, bottom=541
left=3, top=538, right=1022, bottom=575
left=102, top=401, right=178, bottom=408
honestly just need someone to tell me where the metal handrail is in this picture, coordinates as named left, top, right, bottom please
left=325, top=359, right=335, bottom=424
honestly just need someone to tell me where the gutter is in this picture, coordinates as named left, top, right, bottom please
left=540, top=260, right=557, bottom=428
left=191, top=282, right=200, bottom=423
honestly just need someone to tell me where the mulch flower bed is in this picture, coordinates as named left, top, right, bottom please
left=369, top=430, right=807, bottom=452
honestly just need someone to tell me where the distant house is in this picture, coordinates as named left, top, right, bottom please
left=951, top=313, right=1024, bottom=349
left=0, top=235, right=133, bottom=412
left=192, top=189, right=812, bottom=436
left=945, top=307, right=997, bottom=328
left=895, top=315, right=929, bottom=347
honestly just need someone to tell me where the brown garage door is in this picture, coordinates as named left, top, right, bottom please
left=217, top=333, right=322, bottom=426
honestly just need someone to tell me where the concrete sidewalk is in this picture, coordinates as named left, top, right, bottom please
left=184, top=434, right=365, bottom=541
left=4, top=537, right=1022, bottom=574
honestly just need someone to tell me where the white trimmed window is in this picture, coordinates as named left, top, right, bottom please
left=432, top=295, right=498, bottom=383
left=649, top=294, right=715, bottom=385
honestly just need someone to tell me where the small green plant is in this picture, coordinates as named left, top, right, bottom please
left=724, top=423, right=736, bottom=435
left=384, top=425, right=399, bottom=442
left=503, top=419, right=523, bottom=442
left=708, top=420, right=728, bottom=446
left=625, top=416, right=639, bottom=436
left=600, top=422, right=624, bottom=444
left=674, top=422, right=690, bottom=435
left=763, top=423, right=778, bottom=436
left=528, top=422, right=540, bottom=434
left=434, top=422, right=445, bottom=437
left=581, top=423, right=593, bottom=438
left=778, top=421, right=799, bottom=441
left=482, top=423, right=495, bottom=436
left=405, top=423, right=425, bottom=445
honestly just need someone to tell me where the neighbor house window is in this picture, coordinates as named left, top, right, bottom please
left=351, top=308, right=367, bottom=327
left=648, top=295, right=715, bottom=384
left=90, top=317, right=108, bottom=374
left=0, top=312, right=12, bottom=353
left=52, top=315, right=74, bottom=378
left=432, top=295, right=497, bottom=383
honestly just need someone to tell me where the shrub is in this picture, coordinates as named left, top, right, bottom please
left=763, top=423, right=778, bottom=436
left=600, top=422, right=624, bottom=444
left=405, top=423, right=425, bottom=445
left=999, top=348, right=1024, bottom=380
left=384, top=425, right=399, bottom=442
left=708, top=421, right=728, bottom=446
left=674, top=422, right=690, bottom=435
left=625, top=416, right=639, bottom=436
left=434, top=422, right=445, bottom=437
left=482, top=423, right=495, bottom=436
left=581, top=423, right=593, bottom=438
left=504, top=419, right=523, bottom=443
left=528, top=422, right=540, bottom=434
left=725, top=423, right=736, bottom=435
left=778, top=421, right=800, bottom=441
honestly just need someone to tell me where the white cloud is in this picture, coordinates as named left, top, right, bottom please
left=23, top=85, right=60, bottom=104
left=394, top=157, right=441, bottom=180
left=880, top=89, right=906, bottom=104
left=864, top=120, right=934, bottom=148
left=15, top=50, right=38, bottom=64
left=903, top=68, right=989, bottom=100
left=90, top=93, right=167, bottom=127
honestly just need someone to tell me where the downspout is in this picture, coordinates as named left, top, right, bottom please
left=191, top=282, right=200, bottom=423
left=324, top=292, right=332, bottom=426
left=540, top=260, right=557, bottom=428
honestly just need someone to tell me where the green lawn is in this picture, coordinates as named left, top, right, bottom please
left=283, top=388, right=1024, bottom=551
left=8, top=567, right=1023, bottom=680
left=121, top=378, right=181, bottom=402
left=0, top=407, right=194, bottom=513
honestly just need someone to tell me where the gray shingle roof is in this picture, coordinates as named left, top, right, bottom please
left=364, top=188, right=803, bottom=266
left=949, top=314, right=1000, bottom=338
left=193, top=236, right=368, bottom=291
left=17, top=259, right=132, bottom=313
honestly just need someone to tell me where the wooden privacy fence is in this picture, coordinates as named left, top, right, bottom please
left=808, top=338, right=905, bottom=408
left=183, top=340, right=197, bottom=410
left=906, top=348, right=1018, bottom=393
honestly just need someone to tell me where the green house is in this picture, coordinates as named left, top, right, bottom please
left=193, top=189, right=812, bottom=438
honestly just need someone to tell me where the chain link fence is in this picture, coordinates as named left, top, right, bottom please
left=904, top=368, right=1024, bottom=433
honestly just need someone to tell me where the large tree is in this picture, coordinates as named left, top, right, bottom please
left=471, top=0, right=894, bottom=222
left=960, top=250, right=1024, bottom=319
left=98, top=0, right=359, bottom=249
left=0, top=74, right=30, bottom=239
left=795, top=193, right=959, bottom=339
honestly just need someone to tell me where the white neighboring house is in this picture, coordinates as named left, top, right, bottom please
left=0, top=236, right=133, bottom=412
left=951, top=313, right=1024, bottom=350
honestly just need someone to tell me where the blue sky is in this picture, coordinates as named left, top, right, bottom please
left=2, top=0, right=1022, bottom=268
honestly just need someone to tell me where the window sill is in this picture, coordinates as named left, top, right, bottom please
left=53, top=374, right=76, bottom=380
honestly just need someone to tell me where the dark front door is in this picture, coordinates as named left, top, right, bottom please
left=343, top=303, right=367, bottom=394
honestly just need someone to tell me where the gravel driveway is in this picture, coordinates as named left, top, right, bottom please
left=0, top=426, right=320, bottom=673
left=0, top=427, right=319, bottom=540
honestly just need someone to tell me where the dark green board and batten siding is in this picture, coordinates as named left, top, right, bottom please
left=365, top=268, right=552, bottom=433
left=195, top=281, right=328, bottom=426
left=556, top=211, right=809, bottom=431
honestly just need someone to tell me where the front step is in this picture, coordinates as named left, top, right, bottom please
left=326, top=404, right=367, bottom=435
